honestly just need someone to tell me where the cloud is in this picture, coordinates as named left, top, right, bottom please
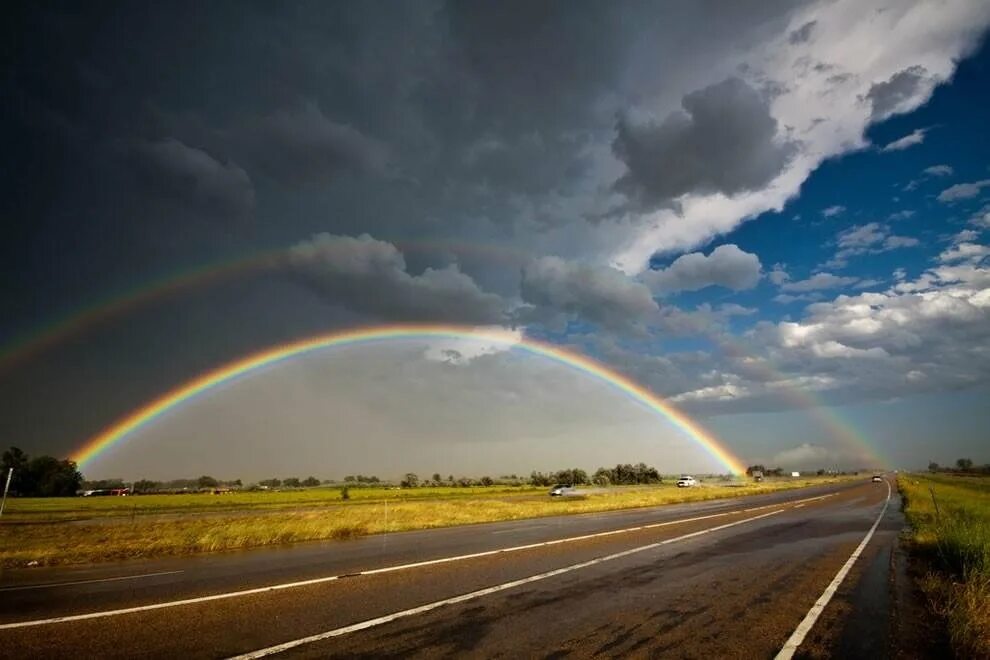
left=939, top=242, right=990, bottom=264
left=234, top=102, right=389, bottom=185
left=288, top=233, right=508, bottom=324
left=770, top=444, right=835, bottom=470
left=866, top=66, right=933, bottom=121
left=519, top=256, right=659, bottom=332
left=924, top=164, right=953, bottom=177
left=788, top=20, right=818, bottom=45
left=130, top=138, right=255, bottom=217
left=883, top=235, right=920, bottom=249
left=781, top=272, right=859, bottom=292
left=643, top=244, right=762, bottom=294
left=938, top=180, right=990, bottom=203
left=821, top=205, right=845, bottom=218
left=971, top=204, right=990, bottom=228
left=612, top=77, right=794, bottom=207
left=610, top=2, right=990, bottom=271
left=880, top=127, right=927, bottom=152
left=768, top=264, right=791, bottom=286
left=824, top=222, right=920, bottom=267
left=773, top=292, right=824, bottom=304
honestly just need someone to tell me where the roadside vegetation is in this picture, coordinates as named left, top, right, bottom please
left=898, top=471, right=990, bottom=659
left=0, top=475, right=854, bottom=568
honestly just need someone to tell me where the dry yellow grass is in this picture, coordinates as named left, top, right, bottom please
left=1, top=478, right=852, bottom=568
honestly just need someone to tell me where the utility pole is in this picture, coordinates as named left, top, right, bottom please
left=0, top=468, right=13, bottom=518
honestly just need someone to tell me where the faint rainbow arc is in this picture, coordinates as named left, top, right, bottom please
left=71, top=324, right=748, bottom=475
left=0, top=240, right=530, bottom=373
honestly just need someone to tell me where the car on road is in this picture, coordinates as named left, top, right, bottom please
left=549, top=484, right=573, bottom=496
left=676, top=475, right=697, bottom=488
left=872, top=475, right=883, bottom=483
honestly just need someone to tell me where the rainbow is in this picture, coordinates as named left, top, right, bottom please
left=0, top=240, right=529, bottom=374
left=71, top=324, right=748, bottom=475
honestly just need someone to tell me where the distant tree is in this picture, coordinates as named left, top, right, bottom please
left=259, top=478, right=281, bottom=488
left=592, top=468, right=611, bottom=486
left=28, top=456, right=83, bottom=496
left=447, top=474, right=454, bottom=483
left=928, top=462, right=940, bottom=473
left=340, top=486, right=350, bottom=500
left=956, top=458, right=974, bottom=471
left=283, top=477, right=301, bottom=488
left=1, top=447, right=31, bottom=494
left=301, top=476, right=320, bottom=487
left=746, top=465, right=766, bottom=477
left=816, top=469, right=826, bottom=476
left=344, top=475, right=355, bottom=482
left=432, top=473, right=442, bottom=484
left=400, top=473, right=419, bottom=488
left=197, top=475, right=219, bottom=489
left=529, top=471, right=552, bottom=487
left=230, top=479, right=242, bottom=487
left=480, top=476, right=494, bottom=486
left=133, top=479, right=160, bottom=493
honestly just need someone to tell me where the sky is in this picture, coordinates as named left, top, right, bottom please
left=2, top=1, right=989, bottom=481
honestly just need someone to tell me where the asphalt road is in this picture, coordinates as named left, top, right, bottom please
left=0, top=479, right=907, bottom=659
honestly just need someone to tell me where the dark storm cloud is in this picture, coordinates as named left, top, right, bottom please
left=612, top=77, right=794, bottom=207
left=229, top=102, right=390, bottom=186
left=865, top=65, right=930, bottom=121
left=129, top=138, right=255, bottom=217
left=288, top=233, right=509, bottom=324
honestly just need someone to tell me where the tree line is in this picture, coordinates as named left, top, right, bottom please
left=1, top=447, right=82, bottom=497
left=928, top=459, right=988, bottom=474
left=0, top=445, right=682, bottom=497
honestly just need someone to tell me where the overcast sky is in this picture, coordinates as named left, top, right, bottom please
left=2, top=1, right=989, bottom=481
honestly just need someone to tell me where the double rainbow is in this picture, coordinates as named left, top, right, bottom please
left=71, top=324, right=748, bottom=475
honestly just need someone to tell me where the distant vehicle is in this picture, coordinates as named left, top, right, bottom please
left=872, top=475, right=883, bottom=483
left=549, top=484, right=573, bottom=496
left=676, top=476, right=697, bottom=488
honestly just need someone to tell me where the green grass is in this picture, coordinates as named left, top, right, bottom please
left=898, top=474, right=990, bottom=659
left=0, top=477, right=853, bottom=568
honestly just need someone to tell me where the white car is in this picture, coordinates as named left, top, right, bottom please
left=549, top=484, right=573, bottom=496
left=676, top=475, right=697, bottom=488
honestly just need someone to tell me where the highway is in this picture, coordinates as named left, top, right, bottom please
left=0, top=479, right=906, bottom=658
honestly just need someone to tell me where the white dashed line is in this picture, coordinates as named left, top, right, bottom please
left=228, top=509, right=786, bottom=659
left=0, top=489, right=835, bottom=630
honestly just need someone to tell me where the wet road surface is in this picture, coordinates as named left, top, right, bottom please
left=0, top=479, right=902, bottom=659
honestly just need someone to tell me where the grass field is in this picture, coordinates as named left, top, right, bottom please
left=0, top=477, right=853, bottom=568
left=898, top=473, right=990, bottom=659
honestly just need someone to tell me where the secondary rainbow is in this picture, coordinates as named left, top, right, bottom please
left=72, top=324, right=748, bottom=475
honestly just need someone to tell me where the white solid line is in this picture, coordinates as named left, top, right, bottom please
left=775, top=480, right=892, bottom=660
left=0, top=570, right=184, bottom=592
left=228, top=508, right=786, bottom=659
left=0, top=488, right=834, bottom=630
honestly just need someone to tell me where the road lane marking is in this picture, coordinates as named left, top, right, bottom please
left=0, top=489, right=834, bottom=630
left=0, top=571, right=184, bottom=592
left=228, top=508, right=787, bottom=659
left=775, top=480, right=892, bottom=660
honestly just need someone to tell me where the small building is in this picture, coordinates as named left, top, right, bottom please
left=790, top=471, right=801, bottom=477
